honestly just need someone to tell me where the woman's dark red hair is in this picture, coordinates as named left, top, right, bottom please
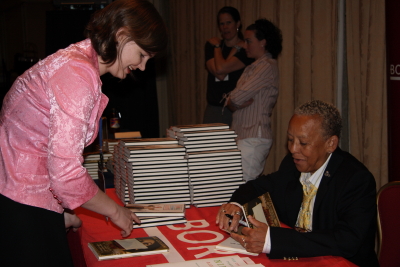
left=85, top=0, right=167, bottom=65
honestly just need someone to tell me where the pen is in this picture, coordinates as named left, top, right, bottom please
left=225, top=213, right=248, bottom=227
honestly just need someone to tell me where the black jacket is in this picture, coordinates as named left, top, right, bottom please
left=230, top=147, right=379, bottom=267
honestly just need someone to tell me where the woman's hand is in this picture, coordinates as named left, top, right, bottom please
left=64, top=209, right=82, bottom=232
left=109, top=205, right=141, bottom=237
left=227, top=98, right=254, bottom=112
left=216, top=203, right=243, bottom=232
left=81, top=190, right=141, bottom=238
left=208, top=37, right=222, bottom=46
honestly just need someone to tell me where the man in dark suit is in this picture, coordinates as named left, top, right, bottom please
left=217, top=100, right=379, bottom=267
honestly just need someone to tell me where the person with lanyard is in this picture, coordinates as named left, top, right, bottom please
left=204, top=6, right=254, bottom=126
left=0, top=0, right=167, bottom=266
left=216, top=100, right=379, bottom=267
left=225, top=19, right=282, bottom=182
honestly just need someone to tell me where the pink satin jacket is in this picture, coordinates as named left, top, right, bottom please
left=0, top=39, right=108, bottom=213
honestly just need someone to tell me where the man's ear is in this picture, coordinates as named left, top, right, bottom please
left=326, top=135, right=339, bottom=153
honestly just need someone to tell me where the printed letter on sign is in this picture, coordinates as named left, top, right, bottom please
left=167, top=220, right=209, bottom=230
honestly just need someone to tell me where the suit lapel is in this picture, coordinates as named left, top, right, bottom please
left=314, top=148, right=344, bottom=213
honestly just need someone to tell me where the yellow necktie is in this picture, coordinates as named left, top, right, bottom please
left=296, top=183, right=317, bottom=232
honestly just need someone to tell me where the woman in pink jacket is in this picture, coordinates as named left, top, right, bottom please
left=0, top=0, right=167, bottom=266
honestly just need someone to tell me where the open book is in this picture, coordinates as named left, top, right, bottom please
left=240, top=192, right=280, bottom=228
left=217, top=193, right=279, bottom=254
left=216, top=237, right=259, bottom=256
left=88, top=236, right=168, bottom=261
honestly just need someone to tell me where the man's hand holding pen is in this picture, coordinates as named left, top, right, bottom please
left=216, top=203, right=243, bottom=232
left=231, top=216, right=268, bottom=254
left=216, top=203, right=268, bottom=254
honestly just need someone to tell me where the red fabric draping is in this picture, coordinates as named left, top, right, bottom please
left=68, top=189, right=356, bottom=267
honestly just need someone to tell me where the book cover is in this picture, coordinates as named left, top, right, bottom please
left=178, top=138, right=236, bottom=145
left=216, top=237, right=259, bottom=256
left=187, top=159, right=241, bottom=166
left=186, top=155, right=242, bottom=163
left=178, top=133, right=238, bottom=141
left=129, top=159, right=188, bottom=166
left=114, top=131, right=141, bottom=139
left=132, top=198, right=191, bottom=205
left=129, top=163, right=188, bottom=170
left=175, top=129, right=236, bottom=137
left=134, top=190, right=190, bottom=197
left=130, top=174, right=190, bottom=180
left=188, top=161, right=242, bottom=170
left=185, top=146, right=238, bottom=152
left=126, top=152, right=186, bottom=158
left=132, top=172, right=188, bottom=177
left=188, top=170, right=243, bottom=178
left=123, top=155, right=186, bottom=162
left=121, top=137, right=178, bottom=146
left=133, top=184, right=189, bottom=192
left=185, top=149, right=241, bottom=158
left=189, top=174, right=243, bottom=181
left=190, top=178, right=244, bottom=186
left=187, top=166, right=242, bottom=174
left=133, top=178, right=189, bottom=185
left=131, top=166, right=189, bottom=173
left=137, top=216, right=184, bottom=223
left=171, top=123, right=229, bottom=132
left=88, top=236, right=168, bottom=261
left=125, top=203, right=185, bottom=217
left=134, top=218, right=187, bottom=228
left=241, top=192, right=280, bottom=228
left=125, top=145, right=186, bottom=154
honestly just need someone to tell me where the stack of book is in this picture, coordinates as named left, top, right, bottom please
left=126, top=203, right=187, bottom=228
left=112, top=138, right=191, bottom=206
left=168, top=123, right=245, bottom=207
left=112, top=142, right=130, bottom=204
left=106, top=139, right=119, bottom=154
left=83, top=151, right=112, bottom=181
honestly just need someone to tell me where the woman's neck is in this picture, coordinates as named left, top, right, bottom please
left=224, top=36, right=240, bottom=47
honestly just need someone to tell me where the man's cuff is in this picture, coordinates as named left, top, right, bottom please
left=262, top=227, right=271, bottom=254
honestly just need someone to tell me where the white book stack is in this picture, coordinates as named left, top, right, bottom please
left=169, top=123, right=245, bottom=207
left=116, top=142, right=191, bottom=207
left=106, top=139, right=119, bottom=154
left=112, top=142, right=130, bottom=204
left=83, top=152, right=112, bottom=181
left=126, top=203, right=187, bottom=228
left=120, top=137, right=179, bottom=147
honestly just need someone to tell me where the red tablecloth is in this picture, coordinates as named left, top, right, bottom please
left=69, top=189, right=356, bottom=267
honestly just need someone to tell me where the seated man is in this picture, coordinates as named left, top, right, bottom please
left=217, top=100, right=378, bottom=267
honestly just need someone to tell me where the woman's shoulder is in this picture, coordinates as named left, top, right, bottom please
left=44, top=39, right=98, bottom=74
